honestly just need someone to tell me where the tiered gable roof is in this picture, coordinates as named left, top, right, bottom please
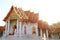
left=3, top=6, right=38, bottom=23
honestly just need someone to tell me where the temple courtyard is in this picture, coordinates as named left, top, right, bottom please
left=0, top=35, right=60, bottom=40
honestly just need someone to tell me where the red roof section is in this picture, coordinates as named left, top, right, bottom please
left=24, top=11, right=38, bottom=23
left=38, top=20, right=49, bottom=29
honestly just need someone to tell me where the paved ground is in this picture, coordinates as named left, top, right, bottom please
left=0, top=35, right=60, bottom=40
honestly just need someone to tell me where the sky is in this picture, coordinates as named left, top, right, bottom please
left=0, top=0, right=60, bottom=26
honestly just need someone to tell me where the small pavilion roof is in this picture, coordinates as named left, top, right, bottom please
left=49, top=27, right=60, bottom=34
left=38, top=20, right=49, bottom=29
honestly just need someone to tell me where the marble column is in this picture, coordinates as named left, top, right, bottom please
left=46, top=29, right=48, bottom=38
left=40, top=28, right=42, bottom=40
left=3, top=20, right=10, bottom=36
left=8, top=21, right=10, bottom=35
left=22, top=24, right=24, bottom=35
left=3, top=22, right=8, bottom=36
left=35, top=24, right=38, bottom=36
left=16, top=20, right=19, bottom=36
left=19, top=22, right=22, bottom=36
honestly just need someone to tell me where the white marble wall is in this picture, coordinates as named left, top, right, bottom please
left=21, top=22, right=38, bottom=36
left=26, top=23, right=38, bottom=36
left=26, top=23, right=32, bottom=35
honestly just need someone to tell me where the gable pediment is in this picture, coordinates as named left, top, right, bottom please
left=3, top=6, right=28, bottom=22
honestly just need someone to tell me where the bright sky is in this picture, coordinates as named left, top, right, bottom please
left=0, top=0, right=60, bottom=26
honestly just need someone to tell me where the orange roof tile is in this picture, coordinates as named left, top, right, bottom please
left=24, top=11, right=38, bottom=23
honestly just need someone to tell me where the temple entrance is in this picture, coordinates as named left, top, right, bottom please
left=9, top=25, right=17, bottom=35
left=9, top=19, right=17, bottom=35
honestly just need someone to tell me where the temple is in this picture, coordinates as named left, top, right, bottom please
left=2, top=6, right=49, bottom=39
